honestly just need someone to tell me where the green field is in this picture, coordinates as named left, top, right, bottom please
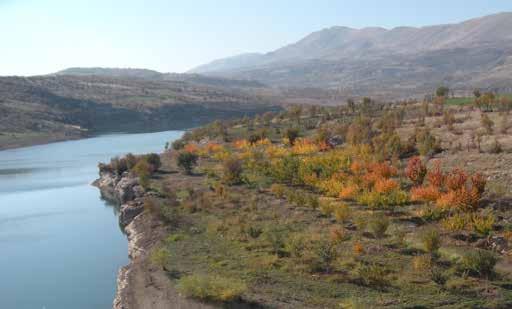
left=446, top=94, right=512, bottom=106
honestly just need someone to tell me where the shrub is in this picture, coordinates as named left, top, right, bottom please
left=177, top=274, right=247, bottom=302
left=422, top=229, right=441, bottom=254
left=270, top=155, right=301, bottom=185
left=334, top=203, right=351, bottom=222
left=471, top=173, right=486, bottom=195
left=125, top=153, right=138, bottom=170
left=176, top=151, right=198, bottom=174
left=319, top=201, right=335, bottom=216
left=445, top=168, right=467, bottom=191
left=222, top=156, right=243, bottom=185
left=110, top=156, right=128, bottom=175
left=374, top=178, right=399, bottom=194
left=133, top=159, right=152, bottom=188
left=410, top=185, right=441, bottom=203
left=369, top=213, right=389, bottom=238
left=264, top=226, right=287, bottom=255
left=472, top=213, right=494, bottom=236
left=286, top=233, right=307, bottom=258
left=329, top=225, right=347, bottom=243
left=416, top=129, right=441, bottom=156
left=357, top=262, right=389, bottom=288
left=144, top=153, right=161, bottom=171
left=311, top=239, right=338, bottom=272
left=354, top=215, right=368, bottom=231
left=458, top=250, right=497, bottom=278
left=441, top=213, right=469, bottom=232
left=171, top=139, right=186, bottom=150
left=426, top=160, right=444, bottom=188
left=150, top=247, right=170, bottom=270
left=412, top=255, right=433, bottom=273
left=357, top=189, right=408, bottom=209
left=417, top=206, right=445, bottom=222
left=405, top=156, right=427, bottom=186
left=353, top=241, right=365, bottom=255
left=270, top=184, right=286, bottom=198
left=339, top=184, right=360, bottom=200
left=480, top=113, right=494, bottom=134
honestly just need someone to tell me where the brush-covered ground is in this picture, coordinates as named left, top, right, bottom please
left=107, top=97, right=512, bottom=308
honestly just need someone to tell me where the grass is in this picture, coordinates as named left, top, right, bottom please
left=446, top=94, right=512, bottom=106
left=446, top=97, right=474, bottom=106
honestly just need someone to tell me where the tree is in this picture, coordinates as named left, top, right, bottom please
left=473, top=89, right=481, bottom=98
left=222, top=156, right=243, bottom=185
left=347, top=98, right=356, bottom=113
left=176, top=151, right=198, bottom=174
left=436, top=86, right=449, bottom=98
left=144, top=153, right=161, bottom=172
left=284, top=128, right=300, bottom=145
left=133, top=159, right=152, bottom=188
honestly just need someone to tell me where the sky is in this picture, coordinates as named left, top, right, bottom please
left=1, top=0, right=512, bottom=76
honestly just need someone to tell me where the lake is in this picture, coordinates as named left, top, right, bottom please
left=0, top=131, right=183, bottom=309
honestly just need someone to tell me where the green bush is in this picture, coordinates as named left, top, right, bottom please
left=271, top=155, right=301, bottom=185
left=458, top=250, right=497, bottom=278
left=150, top=247, right=170, bottom=270
left=177, top=274, right=246, bottom=302
left=176, top=151, right=198, bottom=174
left=133, top=159, right=152, bottom=188
left=171, top=139, right=186, bottom=150
left=357, top=262, right=389, bottom=288
left=369, top=213, right=389, bottom=238
left=311, top=239, right=338, bottom=273
left=422, top=229, right=441, bottom=254
left=144, top=153, right=162, bottom=171
left=356, top=190, right=408, bottom=209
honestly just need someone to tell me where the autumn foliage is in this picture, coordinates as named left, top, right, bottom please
left=405, top=156, right=427, bottom=186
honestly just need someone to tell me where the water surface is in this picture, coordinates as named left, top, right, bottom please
left=0, top=131, right=183, bottom=309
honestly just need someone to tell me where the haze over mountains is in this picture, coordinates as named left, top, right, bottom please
left=191, top=12, right=512, bottom=98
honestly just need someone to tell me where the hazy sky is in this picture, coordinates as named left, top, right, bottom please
left=2, top=0, right=512, bottom=76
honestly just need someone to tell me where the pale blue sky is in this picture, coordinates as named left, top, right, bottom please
left=2, top=0, right=511, bottom=76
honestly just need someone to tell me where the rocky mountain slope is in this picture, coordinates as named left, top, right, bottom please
left=191, top=12, right=512, bottom=98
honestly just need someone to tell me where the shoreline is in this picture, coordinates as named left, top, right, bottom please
left=94, top=171, right=213, bottom=309
left=0, top=133, right=85, bottom=151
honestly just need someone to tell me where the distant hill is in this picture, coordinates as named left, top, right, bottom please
left=55, top=67, right=267, bottom=89
left=55, top=67, right=164, bottom=80
left=0, top=73, right=279, bottom=149
left=191, top=12, right=512, bottom=99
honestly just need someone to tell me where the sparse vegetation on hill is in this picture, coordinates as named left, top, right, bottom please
left=0, top=73, right=280, bottom=149
left=115, top=93, right=512, bottom=308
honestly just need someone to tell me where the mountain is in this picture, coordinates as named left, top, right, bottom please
left=0, top=73, right=279, bottom=149
left=191, top=12, right=512, bottom=98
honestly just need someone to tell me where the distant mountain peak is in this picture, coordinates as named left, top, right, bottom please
left=189, top=12, right=512, bottom=98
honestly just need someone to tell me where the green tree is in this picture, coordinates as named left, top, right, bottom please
left=176, top=151, right=198, bottom=174
left=436, top=86, right=449, bottom=97
left=284, top=128, right=300, bottom=145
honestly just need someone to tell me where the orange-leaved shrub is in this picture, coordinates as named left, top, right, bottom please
left=405, top=156, right=427, bottom=186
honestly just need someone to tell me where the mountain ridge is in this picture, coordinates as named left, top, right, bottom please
left=190, top=12, right=512, bottom=98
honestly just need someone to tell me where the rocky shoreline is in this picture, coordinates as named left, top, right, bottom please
left=93, top=171, right=215, bottom=309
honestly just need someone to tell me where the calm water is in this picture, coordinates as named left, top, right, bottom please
left=0, top=131, right=183, bottom=309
